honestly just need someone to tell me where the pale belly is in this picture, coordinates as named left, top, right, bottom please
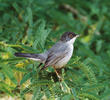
left=54, top=44, right=73, bottom=69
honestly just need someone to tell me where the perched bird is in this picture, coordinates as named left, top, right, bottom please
left=15, top=32, right=79, bottom=79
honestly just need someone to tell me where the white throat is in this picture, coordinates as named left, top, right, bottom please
left=67, top=37, right=77, bottom=44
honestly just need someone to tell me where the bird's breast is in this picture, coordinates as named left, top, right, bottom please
left=55, top=44, right=73, bottom=69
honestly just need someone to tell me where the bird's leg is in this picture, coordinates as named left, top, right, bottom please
left=53, top=67, right=62, bottom=81
left=37, top=63, right=43, bottom=68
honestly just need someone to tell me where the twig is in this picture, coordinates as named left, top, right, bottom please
left=62, top=4, right=87, bottom=22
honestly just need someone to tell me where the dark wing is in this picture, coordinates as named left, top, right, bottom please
left=41, top=42, right=68, bottom=70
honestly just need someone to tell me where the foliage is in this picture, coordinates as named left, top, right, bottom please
left=0, top=0, right=110, bottom=100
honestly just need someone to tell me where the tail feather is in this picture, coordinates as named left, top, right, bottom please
left=14, top=53, right=38, bottom=58
left=14, top=52, right=46, bottom=63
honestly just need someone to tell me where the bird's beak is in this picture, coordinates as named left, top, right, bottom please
left=76, top=34, right=80, bottom=38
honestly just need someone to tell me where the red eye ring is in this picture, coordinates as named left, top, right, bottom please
left=68, top=34, right=73, bottom=38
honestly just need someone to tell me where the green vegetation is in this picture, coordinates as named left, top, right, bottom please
left=0, top=0, right=110, bottom=100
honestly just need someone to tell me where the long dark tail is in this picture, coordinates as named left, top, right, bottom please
left=15, top=53, right=43, bottom=68
left=14, top=53, right=38, bottom=58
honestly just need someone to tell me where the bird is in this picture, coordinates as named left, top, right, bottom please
left=15, top=32, right=79, bottom=79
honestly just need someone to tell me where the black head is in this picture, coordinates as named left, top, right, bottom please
left=60, top=32, right=78, bottom=42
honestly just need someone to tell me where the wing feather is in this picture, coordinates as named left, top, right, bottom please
left=42, top=42, right=68, bottom=69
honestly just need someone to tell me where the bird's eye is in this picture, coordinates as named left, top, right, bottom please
left=68, top=34, right=73, bottom=38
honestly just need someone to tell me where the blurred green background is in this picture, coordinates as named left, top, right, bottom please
left=0, top=0, right=110, bottom=100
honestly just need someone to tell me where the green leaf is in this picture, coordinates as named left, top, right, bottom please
left=0, top=87, right=14, bottom=96
left=32, top=87, right=43, bottom=100
left=27, top=7, right=33, bottom=27
left=20, top=44, right=39, bottom=53
left=2, top=64, right=17, bottom=85
left=100, top=89, right=110, bottom=100
left=32, top=19, right=51, bottom=49
left=96, top=40, right=103, bottom=53
left=20, top=72, right=32, bottom=85
left=0, top=82, right=15, bottom=96
left=71, top=88, right=79, bottom=100
left=78, top=92, right=100, bottom=100
left=11, top=66, right=27, bottom=72
left=62, top=94, right=73, bottom=100
left=0, top=58, right=25, bottom=63
left=0, top=72, right=5, bottom=80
